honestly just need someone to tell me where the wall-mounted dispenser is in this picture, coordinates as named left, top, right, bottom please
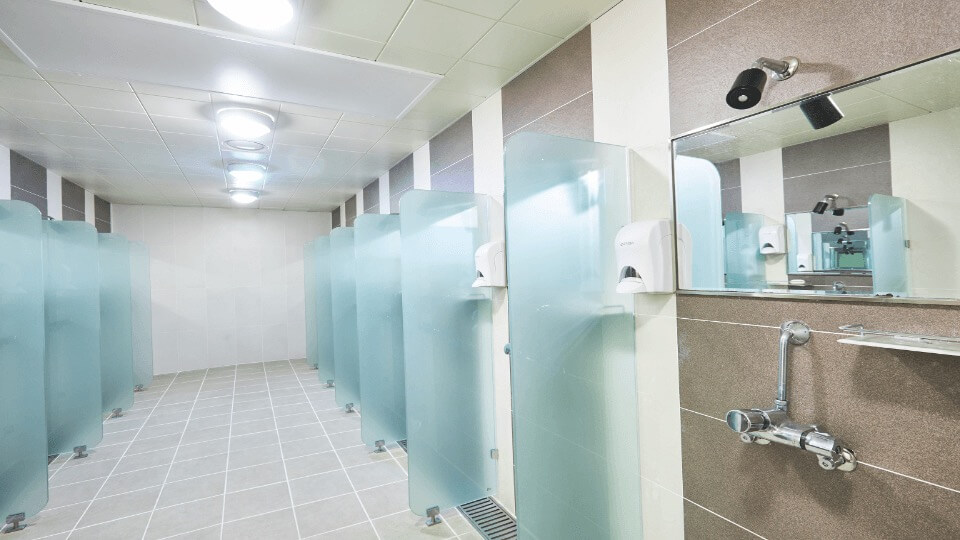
left=472, top=240, right=506, bottom=288
left=758, top=225, right=786, bottom=255
left=615, top=219, right=674, bottom=294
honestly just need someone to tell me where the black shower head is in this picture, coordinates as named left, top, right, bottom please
left=813, top=194, right=839, bottom=214
left=801, top=95, right=844, bottom=129
left=813, top=201, right=830, bottom=214
left=727, top=68, right=766, bottom=109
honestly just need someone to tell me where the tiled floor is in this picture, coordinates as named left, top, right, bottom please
left=10, top=360, right=482, bottom=540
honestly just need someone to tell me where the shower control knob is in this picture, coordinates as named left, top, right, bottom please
left=726, top=409, right=768, bottom=433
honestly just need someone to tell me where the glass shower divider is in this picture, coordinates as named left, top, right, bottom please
left=129, top=241, right=153, bottom=391
left=504, top=133, right=643, bottom=539
left=330, top=227, right=360, bottom=411
left=304, top=239, right=320, bottom=370
left=98, top=233, right=135, bottom=417
left=314, top=237, right=335, bottom=385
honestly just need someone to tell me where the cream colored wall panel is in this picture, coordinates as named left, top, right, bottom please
left=378, top=171, right=390, bottom=214
left=740, top=149, right=788, bottom=286
left=412, top=142, right=430, bottom=190
left=0, top=144, right=11, bottom=199
left=84, top=189, right=95, bottom=225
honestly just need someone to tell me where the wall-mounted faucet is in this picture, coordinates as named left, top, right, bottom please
left=725, top=321, right=857, bottom=472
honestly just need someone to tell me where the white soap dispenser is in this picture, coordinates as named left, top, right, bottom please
left=758, top=225, right=786, bottom=255
left=472, top=240, right=506, bottom=288
left=615, top=219, right=675, bottom=294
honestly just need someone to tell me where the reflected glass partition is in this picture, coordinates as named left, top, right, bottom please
left=130, top=242, right=153, bottom=390
left=315, top=237, right=335, bottom=384
left=400, top=190, right=497, bottom=516
left=355, top=214, right=406, bottom=449
left=304, top=239, right=319, bottom=370
left=0, top=201, right=49, bottom=520
left=43, top=220, right=103, bottom=456
left=330, top=227, right=360, bottom=409
left=504, top=133, right=642, bottom=539
left=99, top=234, right=135, bottom=414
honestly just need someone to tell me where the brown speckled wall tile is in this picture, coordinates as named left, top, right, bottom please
left=681, top=410, right=960, bottom=539
left=332, top=207, right=341, bottom=229
left=344, top=196, right=357, bottom=227
left=666, top=0, right=757, bottom=49
left=362, top=179, right=379, bottom=212
left=667, top=0, right=960, bottom=135
left=683, top=501, right=757, bottom=540
left=429, top=113, right=473, bottom=175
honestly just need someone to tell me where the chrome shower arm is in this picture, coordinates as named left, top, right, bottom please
left=776, top=321, right=810, bottom=410
left=753, top=57, right=800, bottom=80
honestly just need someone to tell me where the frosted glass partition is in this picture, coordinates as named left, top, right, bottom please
left=304, top=239, right=319, bottom=369
left=870, top=194, right=911, bottom=296
left=504, top=133, right=642, bottom=539
left=99, top=234, right=135, bottom=415
left=674, top=156, right=724, bottom=289
left=0, top=201, right=49, bottom=520
left=129, top=242, right=153, bottom=390
left=724, top=212, right=766, bottom=289
left=315, top=237, right=335, bottom=383
left=400, top=190, right=496, bottom=516
left=43, top=220, right=103, bottom=456
left=355, top=214, right=406, bottom=448
left=330, top=227, right=360, bottom=408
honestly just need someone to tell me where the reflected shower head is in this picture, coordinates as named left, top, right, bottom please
left=801, top=95, right=844, bottom=129
left=726, top=57, right=800, bottom=110
left=813, top=194, right=839, bottom=214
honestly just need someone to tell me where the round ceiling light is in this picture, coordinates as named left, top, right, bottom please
left=224, top=139, right=267, bottom=152
left=207, top=0, right=294, bottom=30
left=229, top=189, right=261, bottom=205
left=227, top=163, right=267, bottom=183
left=217, top=108, right=275, bottom=139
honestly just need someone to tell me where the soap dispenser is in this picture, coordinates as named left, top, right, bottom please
left=472, top=240, right=506, bottom=288
left=758, top=225, right=786, bottom=255
left=615, top=219, right=674, bottom=294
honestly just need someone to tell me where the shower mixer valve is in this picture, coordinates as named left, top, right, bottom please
left=725, top=321, right=857, bottom=472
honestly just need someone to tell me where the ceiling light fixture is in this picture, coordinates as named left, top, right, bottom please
left=207, top=0, right=294, bottom=30
left=227, top=163, right=267, bottom=183
left=229, top=189, right=261, bottom=205
left=217, top=108, right=275, bottom=139
left=224, top=140, right=267, bottom=152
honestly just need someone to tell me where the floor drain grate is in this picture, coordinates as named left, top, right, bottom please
left=397, top=439, right=407, bottom=452
left=459, top=497, right=517, bottom=540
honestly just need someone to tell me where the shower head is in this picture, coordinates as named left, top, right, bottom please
left=813, top=194, right=839, bottom=214
left=801, top=95, right=844, bottom=129
left=726, top=57, right=800, bottom=110
left=833, top=222, right=853, bottom=236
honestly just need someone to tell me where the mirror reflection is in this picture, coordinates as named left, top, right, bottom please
left=673, top=48, right=960, bottom=300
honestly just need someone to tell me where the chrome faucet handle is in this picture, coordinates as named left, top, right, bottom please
left=726, top=409, right=768, bottom=433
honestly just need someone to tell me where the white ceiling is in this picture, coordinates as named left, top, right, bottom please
left=0, top=0, right=618, bottom=210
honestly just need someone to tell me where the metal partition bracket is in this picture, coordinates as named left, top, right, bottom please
left=375, top=440, right=386, bottom=453
left=110, top=408, right=123, bottom=419
left=73, top=446, right=88, bottom=459
left=3, top=513, right=25, bottom=534
left=425, top=506, right=442, bottom=527
left=134, top=384, right=144, bottom=392
left=345, top=403, right=355, bottom=413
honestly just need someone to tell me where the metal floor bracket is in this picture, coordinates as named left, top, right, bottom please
left=3, top=513, right=25, bottom=534
left=374, top=440, right=386, bottom=453
left=134, top=384, right=144, bottom=392
left=459, top=498, right=517, bottom=540
left=397, top=440, right=407, bottom=453
left=110, top=408, right=123, bottom=419
left=73, top=446, right=88, bottom=459
left=325, top=380, right=334, bottom=388
left=345, top=403, right=355, bottom=413
left=425, top=506, right=442, bottom=527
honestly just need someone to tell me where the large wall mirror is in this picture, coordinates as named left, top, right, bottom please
left=673, top=48, right=960, bottom=301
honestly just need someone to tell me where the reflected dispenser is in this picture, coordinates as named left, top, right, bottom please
left=615, top=219, right=674, bottom=294
left=472, top=240, right=506, bottom=288
left=759, top=225, right=786, bottom=255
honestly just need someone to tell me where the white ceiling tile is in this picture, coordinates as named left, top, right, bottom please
left=279, top=102, right=342, bottom=120
left=339, top=112, right=395, bottom=127
left=296, top=27, right=383, bottom=61
left=464, top=22, right=559, bottom=71
left=436, top=59, right=514, bottom=96
left=272, top=144, right=322, bottom=159
left=377, top=43, right=459, bottom=75
left=0, top=41, right=39, bottom=79
left=139, top=94, right=211, bottom=119
left=503, top=0, right=614, bottom=38
left=426, top=0, right=519, bottom=19
left=0, top=75, right=65, bottom=103
left=44, top=134, right=114, bottom=152
left=210, top=94, right=281, bottom=116
left=86, top=0, right=198, bottom=24
left=310, top=149, right=363, bottom=177
left=96, top=125, right=164, bottom=144
left=279, top=113, right=338, bottom=134
left=273, top=130, right=328, bottom=148
left=331, top=120, right=390, bottom=140
left=131, top=82, right=211, bottom=102
left=40, top=70, right=132, bottom=91
left=402, top=87, right=483, bottom=121
left=323, top=136, right=375, bottom=152
left=151, top=115, right=218, bottom=136
left=369, top=138, right=421, bottom=155
left=160, top=132, right=219, bottom=150
left=111, top=140, right=169, bottom=155
left=0, top=98, right=85, bottom=123
left=77, top=107, right=156, bottom=129
left=388, top=0, right=497, bottom=58
left=193, top=0, right=299, bottom=43
left=380, top=125, right=432, bottom=144
left=20, top=118, right=101, bottom=138
left=51, top=82, right=144, bottom=113
left=300, top=0, right=411, bottom=42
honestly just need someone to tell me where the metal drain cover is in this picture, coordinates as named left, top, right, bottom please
left=459, top=497, right=517, bottom=540
left=397, top=439, right=407, bottom=452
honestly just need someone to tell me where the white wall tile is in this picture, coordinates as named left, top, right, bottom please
left=84, top=190, right=95, bottom=226
left=378, top=171, right=390, bottom=214
left=413, top=142, right=431, bottom=190
left=114, top=204, right=331, bottom=374
left=46, top=170, right=62, bottom=220
left=0, top=145, right=10, bottom=199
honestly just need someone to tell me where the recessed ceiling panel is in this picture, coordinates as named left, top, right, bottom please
left=0, top=0, right=440, bottom=119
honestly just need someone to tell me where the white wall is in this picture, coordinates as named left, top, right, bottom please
left=592, top=0, right=685, bottom=537
left=378, top=171, right=390, bottom=214
left=0, top=145, right=10, bottom=200
left=413, top=143, right=431, bottom=190
left=890, top=107, right=960, bottom=298
left=113, top=204, right=331, bottom=375
left=46, top=170, right=62, bottom=220
left=84, top=190, right=95, bottom=226
left=740, top=149, right=788, bottom=285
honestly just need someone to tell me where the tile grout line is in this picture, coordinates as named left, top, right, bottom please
left=504, top=89, right=593, bottom=140
left=217, top=364, right=240, bottom=540
left=288, top=359, right=382, bottom=540
left=263, top=362, right=305, bottom=539
left=139, top=367, right=213, bottom=540
left=62, top=371, right=183, bottom=539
